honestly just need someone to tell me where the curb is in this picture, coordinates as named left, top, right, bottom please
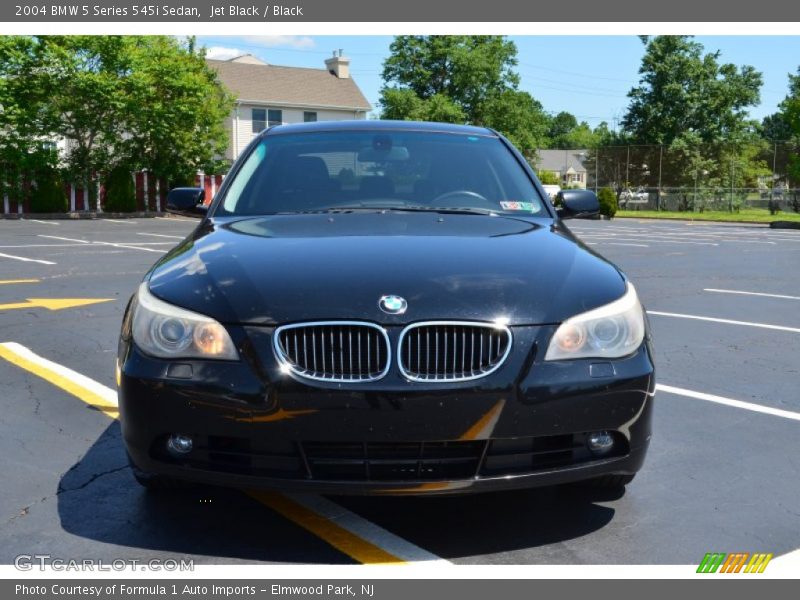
left=616, top=215, right=778, bottom=226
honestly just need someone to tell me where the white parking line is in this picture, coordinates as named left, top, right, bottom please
left=25, top=219, right=58, bottom=226
left=656, top=384, right=800, bottom=422
left=39, top=235, right=89, bottom=244
left=36, top=235, right=169, bottom=253
left=580, top=236, right=718, bottom=246
left=577, top=230, right=779, bottom=244
left=704, top=288, right=800, bottom=301
left=136, top=232, right=185, bottom=240
left=0, top=252, right=56, bottom=265
left=648, top=311, right=800, bottom=334
left=105, top=219, right=137, bottom=224
left=0, top=244, right=93, bottom=249
left=586, top=242, right=650, bottom=248
left=280, top=493, right=451, bottom=564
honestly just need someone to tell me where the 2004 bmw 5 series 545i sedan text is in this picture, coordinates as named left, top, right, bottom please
left=117, top=120, right=655, bottom=495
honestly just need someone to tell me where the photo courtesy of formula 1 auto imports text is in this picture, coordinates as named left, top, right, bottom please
left=0, top=0, right=799, bottom=598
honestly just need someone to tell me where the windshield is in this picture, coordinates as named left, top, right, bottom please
left=215, top=130, right=549, bottom=217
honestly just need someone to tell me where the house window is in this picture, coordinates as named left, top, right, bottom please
left=268, top=109, right=282, bottom=127
left=304, top=111, right=318, bottom=123
left=252, top=108, right=266, bottom=133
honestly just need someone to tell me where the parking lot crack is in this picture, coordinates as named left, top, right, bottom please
left=2, top=496, right=49, bottom=527
left=56, top=464, right=130, bottom=496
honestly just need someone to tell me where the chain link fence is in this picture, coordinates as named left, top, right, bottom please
left=545, top=143, right=800, bottom=213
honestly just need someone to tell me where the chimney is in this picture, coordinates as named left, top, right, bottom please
left=324, top=49, right=350, bottom=79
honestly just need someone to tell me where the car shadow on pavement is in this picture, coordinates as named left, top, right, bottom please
left=58, top=422, right=622, bottom=563
left=331, top=484, right=622, bottom=561
left=57, top=422, right=355, bottom=564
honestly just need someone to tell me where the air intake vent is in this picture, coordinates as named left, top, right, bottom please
left=398, top=321, right=512, bottom=382
left=274, top=321, right=390, bottom=382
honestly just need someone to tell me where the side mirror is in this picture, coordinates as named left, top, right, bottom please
left=556, top=190, right=600, bottom=219
left=166, top=187, right=207, bottom=217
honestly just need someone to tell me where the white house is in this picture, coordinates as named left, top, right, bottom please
left=207, top=51, right=372, bottom=160
left=535, top=149, right=590, bottom=189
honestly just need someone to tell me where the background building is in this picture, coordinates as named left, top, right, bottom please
left=534, top=149, right=590, bottom=189
left=208, top=51, right=372, bottom=160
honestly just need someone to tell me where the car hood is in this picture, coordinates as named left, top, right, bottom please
left=147, top=213, right=625, bottom=326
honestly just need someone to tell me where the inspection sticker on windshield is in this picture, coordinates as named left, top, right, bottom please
left=500, top=201, right=535, bottom=211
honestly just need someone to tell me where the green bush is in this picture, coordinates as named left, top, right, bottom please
left=597, top=187, right=618, bottom=219
left=30, top=170, right=68, bottom=213
left=103, top=167, right=137, bottom=213
left=536, top=170, right=561, bottom=185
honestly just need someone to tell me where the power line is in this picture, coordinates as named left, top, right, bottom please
left=517, top=61, right=636, bottom=83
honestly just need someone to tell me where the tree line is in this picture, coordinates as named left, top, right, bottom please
left=0, top=35, right=232, bottom=212
left=379, top=35, right=800, bottom=198
left=2, top=35, right=798, bottom=213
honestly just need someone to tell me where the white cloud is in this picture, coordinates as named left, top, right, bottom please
left=204, top=46, right=248, bottom=61
left=239, top=35, right=315, bottom=49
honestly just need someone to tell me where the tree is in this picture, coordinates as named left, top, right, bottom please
left=0, top=36, right=61, bottom=208
left=103, top=165, right=137, bottom=212
left=547, top=112, right=578, bottom=146
left=761, top=112, right=792, bottom=142
left=479, top=89, right=549, bottom=157
left=32, top=36, right=134, bottom=210
left=0, top=35, right=233, bottom=212
left=778, top=68, right=800, bottom=187
left=621, top=36, right=764, bottom=211
left=123, top=36, right=233, bottom=201
left=379, top=36, right=549, bottom=158
left=623, top=36, right=762, bottom=145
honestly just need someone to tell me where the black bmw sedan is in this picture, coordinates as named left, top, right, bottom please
left=118, top=120, right=655, bottom=495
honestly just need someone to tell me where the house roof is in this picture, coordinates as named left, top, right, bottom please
left=535, top=149, right=590, bottom=173
left=207, top=59, right=372, bottom=112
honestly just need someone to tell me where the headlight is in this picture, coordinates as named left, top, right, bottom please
left=545, top=282, right=645, bottom=361
left=131, top=283, right=238, bottom=360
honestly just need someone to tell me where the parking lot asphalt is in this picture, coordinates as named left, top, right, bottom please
left=0, top=215, right=798, bottom=566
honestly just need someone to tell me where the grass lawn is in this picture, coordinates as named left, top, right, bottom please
left=616, top=208, right=800, bottom=223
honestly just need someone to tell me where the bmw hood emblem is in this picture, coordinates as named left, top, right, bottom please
left=379, top=295, right=407, bottom=315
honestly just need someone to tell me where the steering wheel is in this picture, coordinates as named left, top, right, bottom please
left=432, top=190, right=489, bottom=205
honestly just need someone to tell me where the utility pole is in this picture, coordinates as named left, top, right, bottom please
left=771, top=141, right=778, bottom=202
left=729, top=160, right=734, bottom=213
left=625, top=145, right=630, bottom=190
left=595, top=148, right=599, bottom=194
left=657, top=144, right=663, bottom=211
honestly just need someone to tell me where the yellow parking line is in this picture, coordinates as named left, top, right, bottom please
left=0, top=342, right=118, bottom=419
left=248, top=491, right=406, bottom=565
left=0, top=342, right=447, bottom=566
left=0, top=279, right=40, bottom=285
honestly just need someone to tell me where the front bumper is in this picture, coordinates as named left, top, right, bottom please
left=118, top=323, right=655, bottom=495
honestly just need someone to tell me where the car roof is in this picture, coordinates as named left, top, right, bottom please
left=263, top=119, right=497, bottom=137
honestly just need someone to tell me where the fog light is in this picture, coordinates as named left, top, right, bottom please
left=167, top=434, right=193, bottom=456
left=587, top=431, right=614, bottom=455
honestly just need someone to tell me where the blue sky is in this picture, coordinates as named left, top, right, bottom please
left=197, top=35, right=800, bottom=128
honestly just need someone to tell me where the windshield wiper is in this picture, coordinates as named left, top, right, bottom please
left=378, top=205, right=498, bottom=216
left=274, top=206, right=500, bottom=216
